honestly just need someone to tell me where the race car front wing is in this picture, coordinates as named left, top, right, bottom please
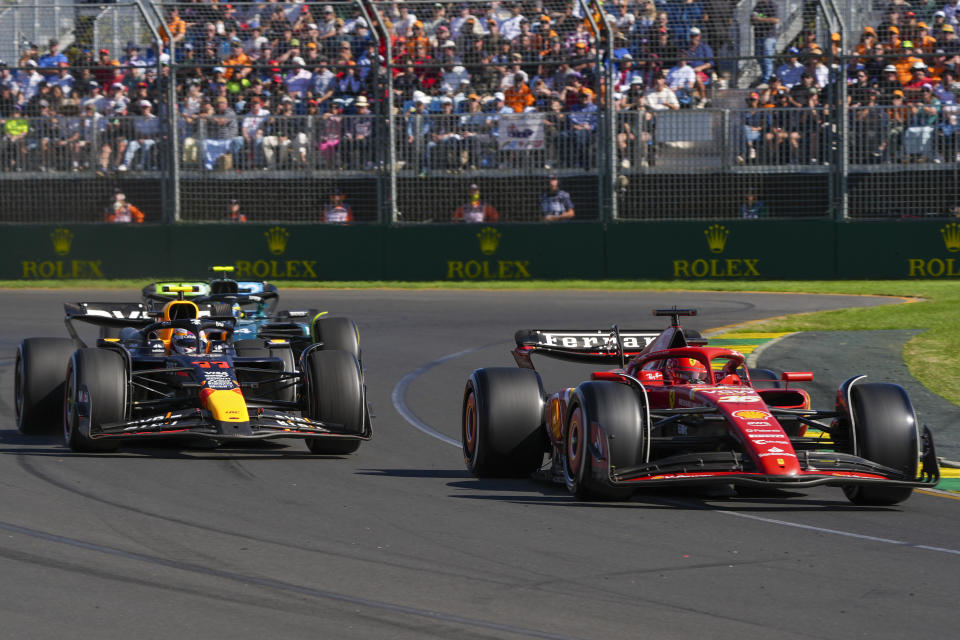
left=94, top=408, right=369, bottom=443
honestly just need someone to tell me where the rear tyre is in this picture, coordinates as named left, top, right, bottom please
left=63, top=349, right=125, bottom=452
left=312, top=317, right=361, bottom=363
left=303, top=349, right=365, bottom=455
left=842, top=383, right=918, bottom=506
left=233, top=342, right=297, bottom=403
left=462, top=368, right=545, bottom=478
left=564, top=381, right=644, bottom=501
left=15, top=338, right=77, bottom=435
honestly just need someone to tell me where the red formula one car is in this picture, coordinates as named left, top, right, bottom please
left=462, top=309, right=939, bottom=505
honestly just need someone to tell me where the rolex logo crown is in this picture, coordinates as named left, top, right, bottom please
left=265, top=226, right=290, bottom=255
left=704, top=224, right=729, bottom=254
left=941, top=222, right=960, bottom=253
left=50, top=228, right=74, bottom=256
left=477, top=227, right=501, bottom=256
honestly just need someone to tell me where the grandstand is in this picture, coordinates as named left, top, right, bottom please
left=1, top=1, right=958, bottom=223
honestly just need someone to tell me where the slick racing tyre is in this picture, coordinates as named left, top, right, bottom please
left=15, top=338, right=77, bottom=435
left=564, top=381, right=645, bottom=501
left=842, top=382, right=919, bottom=506
left=312, top=316, right=361, bottom=363
left=462, top=367, right=546, bottom=478
left=233, top=342, right=297, bottom=403
left=304, top=349, right=365, bottom=455
left=63, top=348, right=125, bottom=452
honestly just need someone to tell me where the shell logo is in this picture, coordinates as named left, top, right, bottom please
left=733, top=409, right=772, bottom=420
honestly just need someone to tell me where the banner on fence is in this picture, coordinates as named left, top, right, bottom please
left=497, top=113, right=545, bottom=150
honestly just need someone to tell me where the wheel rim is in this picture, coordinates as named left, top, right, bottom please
left=463, top=391, right=478, bottom=465
left=564, top=407, right=584, bottom=488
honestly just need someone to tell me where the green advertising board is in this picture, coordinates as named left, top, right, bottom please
left=383, top=223, right=606, bottom=281
left=836, top=220, right=960, bottom=279
left=3, top=221, right=958, bottom=281
left=605, top=221, right=836, bottom=280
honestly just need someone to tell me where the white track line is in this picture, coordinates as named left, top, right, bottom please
left=391, top=345, right=498, bottom=448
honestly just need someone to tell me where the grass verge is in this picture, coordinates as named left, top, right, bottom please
left=3, top=279, right=956, bottom=404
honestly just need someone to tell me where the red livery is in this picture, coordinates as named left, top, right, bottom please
left=462, top=308, right=939, bottom=505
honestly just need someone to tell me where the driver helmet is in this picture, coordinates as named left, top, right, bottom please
left=171, top=327, right=201, bottom=354
left=666, top=357, right=709, bottom=384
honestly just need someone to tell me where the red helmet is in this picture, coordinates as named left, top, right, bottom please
left=665, top=357, right=709, bottom=384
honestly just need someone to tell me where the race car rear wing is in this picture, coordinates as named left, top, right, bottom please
left=64, top=302, right=154, bottom=344
left=513, top=329, right=662, bottom=368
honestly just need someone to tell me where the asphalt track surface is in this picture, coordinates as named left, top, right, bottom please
left=1, top=289, right=957, bottom=640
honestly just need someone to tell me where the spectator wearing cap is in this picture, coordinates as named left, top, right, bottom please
left=17, top=59, right=44, bottom=103
left=452, top=183, right=500, bottom=222
left=422, top=3, right=447, bottom=39
left=563, top=87, right=597, bottom=168
left=932, top=10, right=949, bottom=41
left=941, top=23, right=960, bottom=60
left=337, top=59, right=363, bottom=101
left=886, top=87, right=909, bottom=159
left=904, top=80, right=941, bottom=161
left=81, top=81, right=108, bottom=113
left=426, top=96, right=465, bottom=170
left=787, top=70, right=818, bottom=108
left=404, top=93, right=432, bottom=174
left=38, top=39, right=68, bottom=75
left=342, top=94, right=374, bottom=169
left=896, top=42, right=925, bottom=85
left=851, top=86, right=888, bottom=162
left=876, top=64, right=903, bottom=102
left=322, top=190, right=353, bottom=224
left=776, top=47, right=804, bottom=88
left=120, top=42, right=146, bottom=71
left=541, top=174, right=574, bottom=221
left=645, top=72, right=680, bottom=111
left=504, top=72, right=534, bottom=112
left=284, top=56, right=312, bottom=99
left=105, top=191, right=145, bottom=223
left=450, top=7, right=478, bottom=41
left=802, top=49, right=830, bottom=89
left=904, top=61, right=933, bottom=100
left=938, top=72, right=960, bottom=161
left=118, top=99, right=159, bottom=171
left=226, top=199, right=246, bottom=222
left=224, top=38, right=252, bottom=81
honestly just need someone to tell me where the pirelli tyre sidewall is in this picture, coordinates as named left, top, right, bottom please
left=566, top=381, right=645, bottom=501
left=843, top=382, right=919, bottom=506
left=462, top=367, right=545, bottom=478
left=15, top=337, right=77, bottom=435
left=64, top=348, right=126, bottom=453
left=303, top=349, right=365, bottom=455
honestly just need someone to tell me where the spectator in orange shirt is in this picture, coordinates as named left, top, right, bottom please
left=223, top=38, right=251, bottom=80
left=105, top=191, right=145, bottom=223
left=504, top=73, right=535, bottom=112
left=162, top=7, right=186, bottom=46
left=895, top=41, right=923, bottom=85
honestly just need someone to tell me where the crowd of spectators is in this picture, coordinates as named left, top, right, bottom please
left=741, top=2, right=960, bottom=166
left=3, top=1, right=960, bottom=173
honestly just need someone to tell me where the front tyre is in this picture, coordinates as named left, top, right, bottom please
left=462, top=368, right=545, bottom=478
left=842, top=382, right=918, bottom=506
left=15, top=338, right=77, bottom=435
left=303, top=349, right=365, bottom=455
left=63, top=349, right=125, bottom=453
left=564, top=381, right=645, bottom=501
